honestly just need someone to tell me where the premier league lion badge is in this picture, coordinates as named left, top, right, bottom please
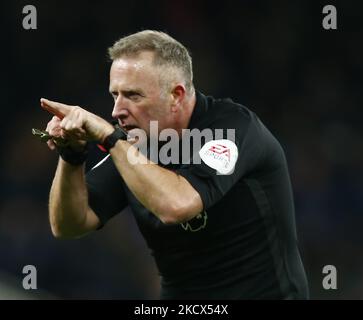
left=180, top=211, right=208, bottom=232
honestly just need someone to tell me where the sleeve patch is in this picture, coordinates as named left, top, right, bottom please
left=199, top=139, right=238, bottom=175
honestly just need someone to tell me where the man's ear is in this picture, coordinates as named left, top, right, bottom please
left=170, top=84, right=186, bottom=112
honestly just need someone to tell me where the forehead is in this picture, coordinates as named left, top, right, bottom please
left=109, top=52, right=160, bottom=90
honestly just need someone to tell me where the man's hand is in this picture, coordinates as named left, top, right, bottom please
left=45, top=115, right=67, bottom=150
left=40, top=98, right=114, bottom=145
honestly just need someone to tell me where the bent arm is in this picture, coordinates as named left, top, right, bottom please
left=49, top=158, right=101, bottom=238
left=109, top=140, right=203, bottom=224
left=40, top=98, right=202, bottom=226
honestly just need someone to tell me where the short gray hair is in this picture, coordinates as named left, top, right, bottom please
left=108, top=30, right=194, bottom=94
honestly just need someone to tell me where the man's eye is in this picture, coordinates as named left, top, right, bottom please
left=129, top=93, right=142, bottom=101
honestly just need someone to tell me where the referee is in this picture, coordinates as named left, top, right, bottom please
left=42, top=30, right=309, bottom=299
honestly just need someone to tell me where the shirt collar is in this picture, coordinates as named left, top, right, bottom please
left=187, top=90, right=208, bottom=129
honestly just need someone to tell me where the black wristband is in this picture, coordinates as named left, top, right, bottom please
left=102, top=127, right=128, bottom=152
left=57, top=143, right=89, bottom=166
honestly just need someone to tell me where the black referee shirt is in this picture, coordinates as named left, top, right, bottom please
left=86, top=91, right=309, bottom=299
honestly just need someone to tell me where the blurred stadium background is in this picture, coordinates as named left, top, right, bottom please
left=1, top=0, right=362, bottom=299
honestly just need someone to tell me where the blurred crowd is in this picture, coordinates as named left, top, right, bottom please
left=1, top=0, right=362, bottom=299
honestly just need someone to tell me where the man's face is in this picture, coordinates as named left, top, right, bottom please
left=109, top=51, right=173, bottom=137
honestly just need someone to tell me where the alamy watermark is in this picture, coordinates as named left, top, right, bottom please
left=22, top=5, right=37, bottom=30
left=22, top=264, right=37, bottom=290
left=322, top=5, right=337, bottom=30
left=322, top=265, right=337, bottom=290
left=124, top=121, right=236, bottom=175
left=92, top=121, right=237, bottom=175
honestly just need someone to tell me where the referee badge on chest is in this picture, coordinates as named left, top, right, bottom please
left=180, top=210, right=208, bottom=232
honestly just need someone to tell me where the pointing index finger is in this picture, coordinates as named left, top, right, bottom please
left=40, top=98, right=71, bottom=120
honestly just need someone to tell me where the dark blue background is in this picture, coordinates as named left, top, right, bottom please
left=1, top=0, right=362, bottom=299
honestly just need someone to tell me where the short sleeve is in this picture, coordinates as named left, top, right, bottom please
left=176, top=109, right=267, bottom=210
left=86, top=155, right=128, bottom=225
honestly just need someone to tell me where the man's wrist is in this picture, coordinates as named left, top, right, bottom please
left=57, top=143, right=89, bottom=166
left=102, top=127, right=128, bottom=152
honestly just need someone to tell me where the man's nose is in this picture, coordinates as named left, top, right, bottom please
left=112, top=97, right=129, bottom=119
